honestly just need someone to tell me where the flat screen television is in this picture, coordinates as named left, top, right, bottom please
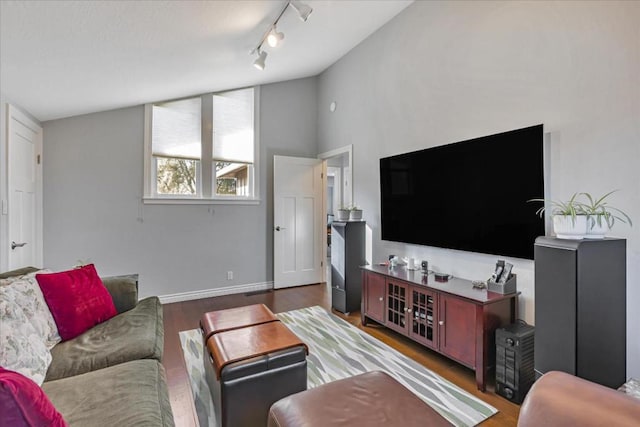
left=380, top=124, right=544, bottom=260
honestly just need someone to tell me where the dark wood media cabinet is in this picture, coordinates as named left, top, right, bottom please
left=361, top=265, right=519, bottom=391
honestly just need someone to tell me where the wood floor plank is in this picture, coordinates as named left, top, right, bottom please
left=161, top=283, right=518, bottom=426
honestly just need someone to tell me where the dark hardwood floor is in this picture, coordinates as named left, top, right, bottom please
left=162, top=282, right=519, bottom=426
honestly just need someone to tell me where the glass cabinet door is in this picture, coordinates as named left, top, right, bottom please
left=410, top=287, right=438, bottom=349
left=386, top=280, right=409, bottom=334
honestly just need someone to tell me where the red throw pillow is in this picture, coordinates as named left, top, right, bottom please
left=0, top=367, right=67, bottom=427
left=36, top=264, right=117, bottom=341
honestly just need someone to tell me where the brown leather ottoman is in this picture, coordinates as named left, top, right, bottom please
left=268, top=371, right=452, bottom=427
left=200, top=303, right=278, bottom=342
left=204, top=316, right=309, bottom=427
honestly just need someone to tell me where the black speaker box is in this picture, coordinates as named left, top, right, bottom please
left=495, top=323, right=535, bottom=404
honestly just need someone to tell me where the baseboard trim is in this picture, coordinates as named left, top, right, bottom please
left=159, top=281, right=274, bottom=304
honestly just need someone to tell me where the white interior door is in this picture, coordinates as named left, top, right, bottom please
left=273, top=155, right=323, bottom=289
left=7, top=105, right=43, bottom=270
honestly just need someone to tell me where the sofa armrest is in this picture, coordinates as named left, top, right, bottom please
left=518, top=371, right=640, bottom=427
left=102, top=274, right=139, bottom=313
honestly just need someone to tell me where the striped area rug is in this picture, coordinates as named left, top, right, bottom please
left=179, top=305, right=497, bottom=427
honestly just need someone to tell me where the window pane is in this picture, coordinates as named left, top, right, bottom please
left=213, top=88, right=254, bottom=164
left=152, top=97, right=201, bottom=159
left=215, top=162, right=250, bottom=196
left=157, top=157, right=198, bottom=195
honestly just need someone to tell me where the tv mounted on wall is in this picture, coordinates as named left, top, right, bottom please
left=380, top=124, right=544, bottom=260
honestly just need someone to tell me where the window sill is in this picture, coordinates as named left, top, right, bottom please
left=142, top=197, right=260, bottom=205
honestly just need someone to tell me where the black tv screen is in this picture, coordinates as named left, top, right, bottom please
left=380, top=124, right=544, bottom=260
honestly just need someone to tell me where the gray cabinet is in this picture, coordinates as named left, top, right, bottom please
left=534, top=237, right=626, bottom=388
left=331, top=221, right=366, bottom=313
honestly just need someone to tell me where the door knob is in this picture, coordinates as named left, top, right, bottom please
left=438, top=320, right=444, bottom=326
left=275, top=226, right=287, bottom=231
left=11, top=241, right=27, bottom=250
left=379, top=297, right=383, bottom=302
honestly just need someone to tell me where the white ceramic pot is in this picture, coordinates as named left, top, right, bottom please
left=585, top=214, right=610, bottom=239
left=349, top=209, right=363, bottom=221
left=553, top=215, right=587, bottom=240
left=336, top=209, right=350, bottom=221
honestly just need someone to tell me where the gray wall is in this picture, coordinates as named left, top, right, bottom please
left=43, top=77, right=317, bottom=298
left=317, top=1, right=640, bottom=377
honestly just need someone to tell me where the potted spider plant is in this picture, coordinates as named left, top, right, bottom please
left=336, top=206, right=350, bottom=221
left=529, top=193, right=588, bottom=239
left=580, top=190, right=632, bottom=239
left=349, top=205, right=363, bottom=221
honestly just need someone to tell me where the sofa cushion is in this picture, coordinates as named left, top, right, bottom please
left=0, top=367, right=67, bottom=427
left=0, top=287, right=52, bottom=385
left=102, top=274, right=139, bottom=313
left=42, top=360, right=174, bottom=427
left=36, top=264, right=117, bottom=341
left=1, top=271, right=61, bottom=349
left=45, top=296, right=164, bottom=381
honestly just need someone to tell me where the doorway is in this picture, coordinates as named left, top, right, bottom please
left=318, top=145, right=353, bottom=284
left=4, top=104, right=43, bottom=271
left=273, top=155, right=324, bottom=289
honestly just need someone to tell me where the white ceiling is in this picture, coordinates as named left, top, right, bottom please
left=0, top=0, right=413, bottom=122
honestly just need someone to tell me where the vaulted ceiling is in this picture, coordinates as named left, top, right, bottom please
left=0, top=0, right=413, bottom=121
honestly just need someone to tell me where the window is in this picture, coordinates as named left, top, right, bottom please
left=144, top=87, right=258, bottom=203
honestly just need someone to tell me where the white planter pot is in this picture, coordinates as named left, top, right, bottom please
left=349, top=209, right=363, bottom=221
left=336, top=209, right=350, bottom=221
left=585, top=214, right=610, bottom=239
left=553, top=215, right=587, bottom=240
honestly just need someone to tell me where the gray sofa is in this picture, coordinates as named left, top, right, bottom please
left=0, top=267, right=175, bottom=426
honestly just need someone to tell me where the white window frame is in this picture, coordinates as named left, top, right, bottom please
left=143, top=87, right=260, bottom=205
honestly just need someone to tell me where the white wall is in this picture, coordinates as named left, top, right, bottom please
left=317, top=1, right=640, bottom=377
left=42, top=77, right=317, bottom=298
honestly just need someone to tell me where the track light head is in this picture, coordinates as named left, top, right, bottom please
left=253, top=50, right=267, bottom=70
left=290, top=1, right=313, bottom=22
left=267, top=27, right=285, bottom=48
left=249, top=1, right=311, bottom=70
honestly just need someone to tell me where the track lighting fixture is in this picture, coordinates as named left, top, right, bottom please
left=290, top=1, right=313, bottom=22
left=267, top=27, right=285, bottom=48
left=249, top=1, right=313, bottom=70
left=253, top=50, right=267, bottom=70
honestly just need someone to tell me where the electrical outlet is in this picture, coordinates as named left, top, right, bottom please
left=227, top=271, right=233, bottom=280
